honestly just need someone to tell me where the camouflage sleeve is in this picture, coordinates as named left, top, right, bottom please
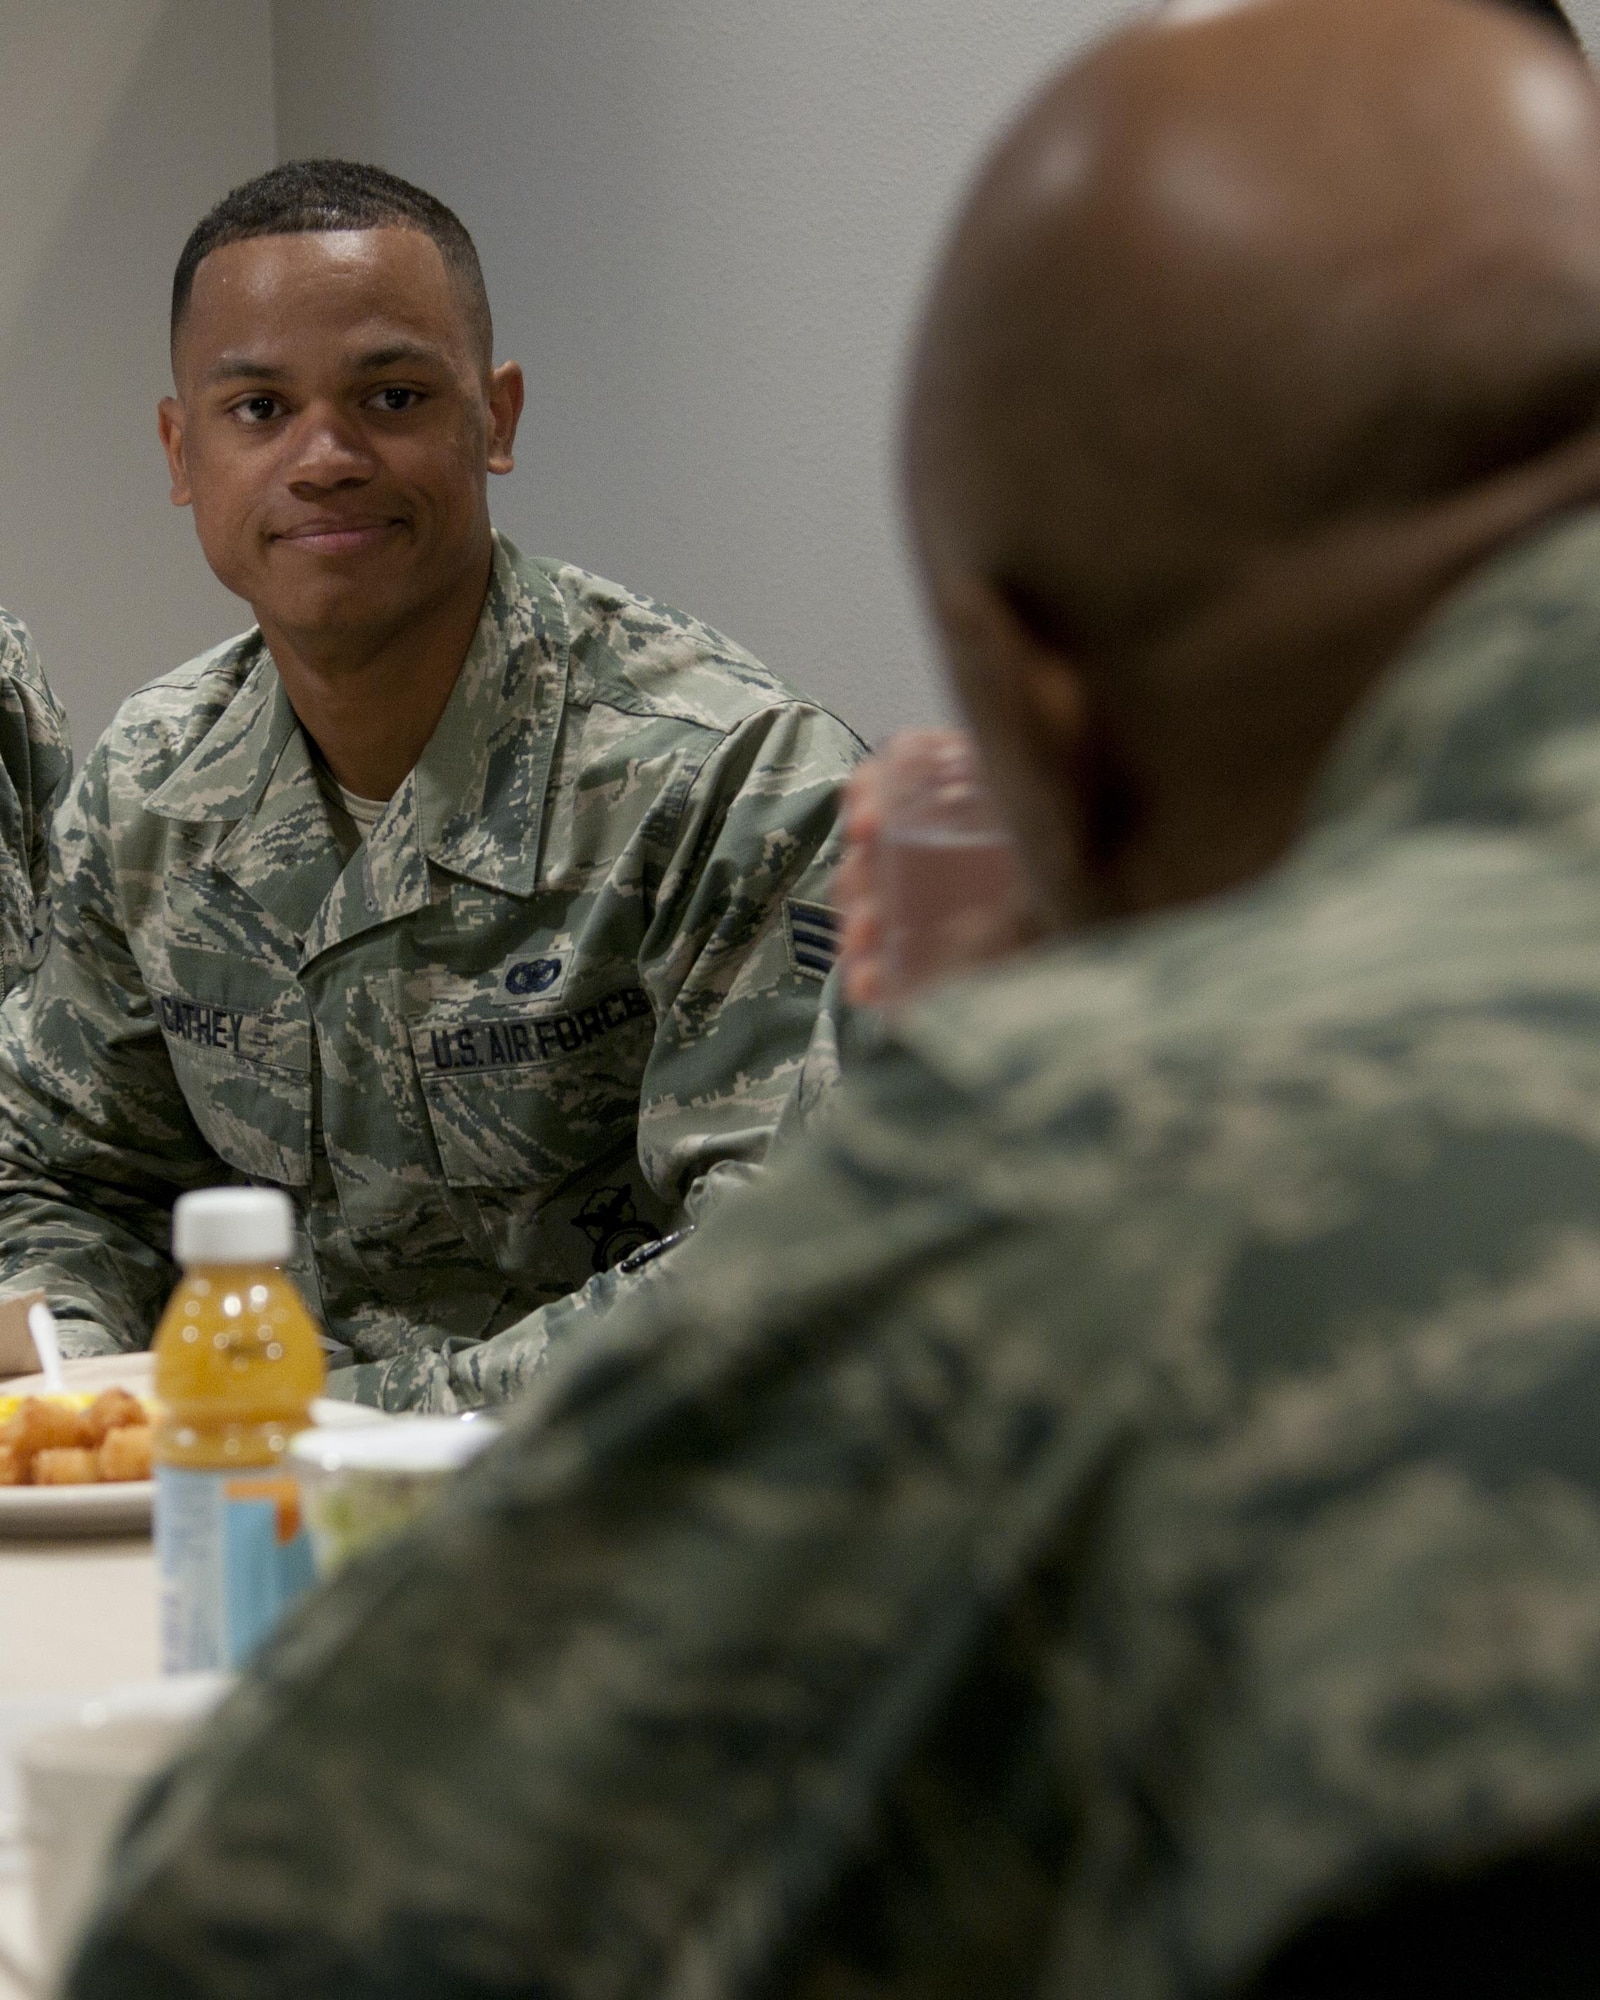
left=634, top=698, right=859, bottom=1195
left=333, top=715, right=863, bottom=1414
left=0, top=608, right=71, bottom=997
left=324, top=1154, right=749, bottom=1412
left=0, top=740, right=224, bottom=1353
left=435, top=972, right=853, bottom=1410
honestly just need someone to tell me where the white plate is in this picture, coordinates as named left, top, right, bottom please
left=0, top=1482, right=154, bottom=1539
left=0, top=1399, right=391, bottom=1539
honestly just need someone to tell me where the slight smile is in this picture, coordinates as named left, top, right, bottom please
left=271, top=520, right=404, bottom=557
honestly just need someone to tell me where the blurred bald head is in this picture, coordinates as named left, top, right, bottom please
left=907, top=0, right=1600, bottom=922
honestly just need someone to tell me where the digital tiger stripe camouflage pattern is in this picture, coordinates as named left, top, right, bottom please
left=0, top=606, right=70, bottom=999
left=64, top=499, right=1600, bottom=1999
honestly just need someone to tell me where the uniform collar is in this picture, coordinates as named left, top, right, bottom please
left=410, top=531, right=568, bottom=899
left=146, top=643, right=296, bottom=827
left=1296, top=503, right=1600, bottom=866
left=145, top=533, right=569, bottom=955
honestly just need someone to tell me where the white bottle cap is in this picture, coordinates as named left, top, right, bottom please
left=172, top=1187, right=294, bottom=1266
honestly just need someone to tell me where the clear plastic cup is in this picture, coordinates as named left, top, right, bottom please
left=878, top=730, right=1025, bottom=1008
left=19, top=1673, right=230, bottom=1981
left=287, top=1416, right=502, bottom=1575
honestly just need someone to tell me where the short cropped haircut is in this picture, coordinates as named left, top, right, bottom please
left=171, top=159, right=493, bottom=362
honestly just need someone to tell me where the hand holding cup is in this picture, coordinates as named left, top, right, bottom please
left=836, top=729, right=1028, bottom=1011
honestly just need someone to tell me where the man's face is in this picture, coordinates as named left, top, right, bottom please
left=159, top=227, right=522, bottom=658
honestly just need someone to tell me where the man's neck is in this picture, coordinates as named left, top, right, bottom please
left=1078, top=465, right=1600, bottom=923
left=258, top=546, right=494, bottom=801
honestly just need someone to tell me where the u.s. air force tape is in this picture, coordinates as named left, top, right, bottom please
left=785, top=899, right=840, bottom=981
left=418, top=985, right=653, bottom=1073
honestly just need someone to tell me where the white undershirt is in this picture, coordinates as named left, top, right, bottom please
left=313, top=756, right=388, bottom=858
left=335, top=782, right=387, bottom=833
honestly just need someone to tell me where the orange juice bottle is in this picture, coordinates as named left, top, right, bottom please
left=154, top=1187, right=325, bottom=1672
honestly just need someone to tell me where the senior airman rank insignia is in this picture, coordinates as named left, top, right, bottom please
left=785, top=899, right=840, bottom=981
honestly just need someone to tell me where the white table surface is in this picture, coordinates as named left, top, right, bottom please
left=0, top=1356, right=395, bottom=1994
left=0, top=1359, right=159, bottom=1996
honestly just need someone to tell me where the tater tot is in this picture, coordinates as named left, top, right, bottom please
left=81, top=1387, right=147, bottom=1447
left=96, top=1425, right=153, bottom=1483
left=32, top=1447, right=98, bottom=1485
left=0, top=1443, right=25, bottom=1485
left=3, top=1398, right=87, bottom=1456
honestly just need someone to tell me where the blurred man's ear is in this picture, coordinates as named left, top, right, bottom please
left=934, top=572, right=1095, bottom=931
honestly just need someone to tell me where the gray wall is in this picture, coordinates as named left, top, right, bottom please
left=271, top=0, right=1139, bottom=747
left=0, top=1, right=275, bottom=757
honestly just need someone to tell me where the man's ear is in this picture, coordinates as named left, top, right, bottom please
left=486, top=362, right=524, bottom=475
left=158, top=398, right=192, bottom=508
left=938, top=572, right=1090, bottom=781
left=934, top=572, right=1094, bottom=931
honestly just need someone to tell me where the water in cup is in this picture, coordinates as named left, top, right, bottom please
left=878, top=730, right=1025, bottom=1008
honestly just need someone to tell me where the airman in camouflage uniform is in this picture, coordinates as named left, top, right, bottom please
left=0, top=533, right=859, bottom=1375
left=0, top=606, right=70, bottom=997
left=0, top=161, right=861, bottom=1395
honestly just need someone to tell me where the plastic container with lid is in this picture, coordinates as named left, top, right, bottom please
left=289, top=1415, right=502, bottom=1575
left=153, top=1187, right=326, bottom=1672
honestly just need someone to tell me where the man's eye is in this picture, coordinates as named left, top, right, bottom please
left=236, top=396, right=281, bottom=424
left=371, top=386, right=422, bottom=413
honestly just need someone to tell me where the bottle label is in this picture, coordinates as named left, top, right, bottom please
left=156, top=1466, right=316, bottom=1672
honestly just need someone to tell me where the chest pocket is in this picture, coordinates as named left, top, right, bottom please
left=157, top=993, right=313, bottom=1187
left=411, top=985, right=656, bottom=1189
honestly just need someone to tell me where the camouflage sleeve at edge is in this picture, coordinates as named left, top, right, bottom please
left=0, top=740, right=226, bottom=1351
left=0, top=611, right=71, bottom=998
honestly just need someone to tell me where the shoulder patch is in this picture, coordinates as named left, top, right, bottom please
left=785, top=899, right=840, bottom=982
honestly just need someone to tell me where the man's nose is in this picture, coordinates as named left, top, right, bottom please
left=284, top=404, right=374, bottom=490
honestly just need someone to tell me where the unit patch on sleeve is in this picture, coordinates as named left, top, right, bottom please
left=784, top=899, right=841, bottom=982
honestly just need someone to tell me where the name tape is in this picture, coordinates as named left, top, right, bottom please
left=158, top=995, right=246, bottom=1052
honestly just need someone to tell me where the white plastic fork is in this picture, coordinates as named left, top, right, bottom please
left=25, top=1300, right=65, bottom=1399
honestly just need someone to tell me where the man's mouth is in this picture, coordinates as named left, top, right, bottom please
left=270, top=519, right=403, bottom=557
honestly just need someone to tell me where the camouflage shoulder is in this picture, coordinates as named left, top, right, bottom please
left=503, top=536, right=864, bottom=748
left=0, top=604, right=66, bottom=724
left=0, top=604, right=70, bottom=788
left=84, top=629, right=266, bottom=795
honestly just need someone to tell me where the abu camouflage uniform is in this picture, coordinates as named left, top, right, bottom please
left=66, top=507, right=1600, bottom=1999
left=0, top=535, right=860, bottom=1380
left=0, top=606, right=70, bottom=997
